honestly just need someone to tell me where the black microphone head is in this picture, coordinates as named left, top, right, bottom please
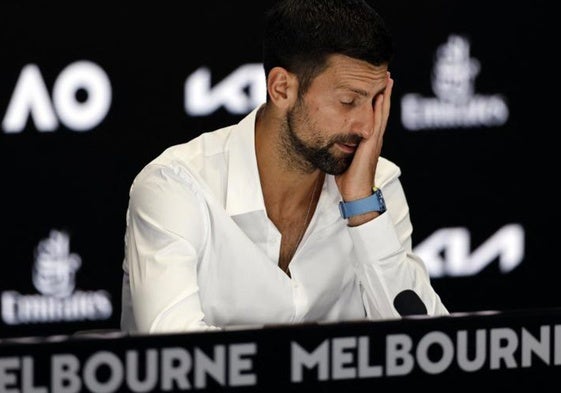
left=393, top=289, right=428, bottom=316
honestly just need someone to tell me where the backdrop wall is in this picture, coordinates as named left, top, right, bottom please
left=0, top=1, right=556, bottom=337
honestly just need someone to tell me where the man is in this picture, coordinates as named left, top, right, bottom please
left=121, top=0, right=449, bottom=334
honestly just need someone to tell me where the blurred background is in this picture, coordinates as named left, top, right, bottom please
left=0, top=1, right=557, bottom=338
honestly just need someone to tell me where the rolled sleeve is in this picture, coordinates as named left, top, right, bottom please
left=348, top=165, right=449, bottom=319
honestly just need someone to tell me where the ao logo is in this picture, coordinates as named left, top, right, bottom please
left=2, top=60, right=112, bottom=133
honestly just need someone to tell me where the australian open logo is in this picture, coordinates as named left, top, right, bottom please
left=1, top=230, right=113, bottom=325
left=400, top=34, right=509, bottom=130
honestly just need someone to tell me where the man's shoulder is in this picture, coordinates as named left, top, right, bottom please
left=153, top=123, right=237, bottom=165
left=131, top=123, right=240, bottom=191
left=158, top=108, right=259, bottom=164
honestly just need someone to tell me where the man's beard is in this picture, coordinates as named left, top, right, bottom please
left=281, top=100, right=361, bottom=175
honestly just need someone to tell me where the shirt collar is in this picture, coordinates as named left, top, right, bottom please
left=225, top=105, right=266, bottom=217
left=224, top=104, right=342, bottom=226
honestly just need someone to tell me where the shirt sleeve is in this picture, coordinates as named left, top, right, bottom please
left=348, top=161, right=450, bottom=319
left=123, top=162, right=221, bottom=333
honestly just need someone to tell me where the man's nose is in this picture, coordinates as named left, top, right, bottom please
left=352, top=105, right=376, bottom=139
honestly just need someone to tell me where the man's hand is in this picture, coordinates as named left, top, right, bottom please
left=335, top=72, right=393, bottom=225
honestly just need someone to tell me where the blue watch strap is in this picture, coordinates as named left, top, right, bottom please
left=339, top=187, right=386, bottom=219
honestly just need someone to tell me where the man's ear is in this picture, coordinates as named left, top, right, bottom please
left=267, top=67, right=298, bottom=110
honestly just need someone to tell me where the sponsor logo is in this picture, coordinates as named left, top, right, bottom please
left=401, top=34, right=509, bottom=130
left=2, top=60, right=112, bottom=133
left=184, top=64, right=265, bottom=116
left=1, top=229, right=113, bottom=325
left=414, top=224, right=525, bottom=278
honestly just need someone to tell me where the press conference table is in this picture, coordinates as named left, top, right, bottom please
left=1, top=307, right=560, bottom=392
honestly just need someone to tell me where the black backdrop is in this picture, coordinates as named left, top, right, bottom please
left=0, top=1, right=557, bottom=338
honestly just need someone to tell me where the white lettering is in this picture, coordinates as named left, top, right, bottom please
left=521, top=326, right=550, bottom=367
left=126, top=349, right=158, bottom=392
left=1, top=290, right=113, bottom=325
left=291, top=340, right=329, bottom=382
left=51, top=354, right=81, bottom=393
left=2, top=64, right=58, bottom=132
left=22, top=356, right=47, bottom=393
left=332, top=337, right=356, bottom=380
left=553, top=325, right=561, bottom=366
left=457, top=329, right=486, bottom=371
left=386, top=334, right=414, bottom=376
left=0, top=357, right=19, bottom=393
left=416, top=331, right=454, bottom=374
left=0, top=328, right=559, bottom=390
left=490, top=328, right=518, bottom=369
left=228, top=343, right=256, bottom=386
left=194, top=346, right=226, bottom=388
left=2, top=61, right=111, bottom=133
left=161, top=348, right=191, bottom=391
left=400, top=94, right=509, bottom=131
left=82, top=352, right=123, bottom=393
left=358, top=336, right=382, bottom=378
left=1, top=292, right=17, bottom=325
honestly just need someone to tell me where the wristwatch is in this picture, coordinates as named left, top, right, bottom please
left=339, top=187, right=386, bottom=219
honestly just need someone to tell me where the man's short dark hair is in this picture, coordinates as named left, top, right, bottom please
left=262, top=0, right=394, bottom=95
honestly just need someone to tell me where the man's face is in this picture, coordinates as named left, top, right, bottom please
left=280, top=54, right=389, bottom=175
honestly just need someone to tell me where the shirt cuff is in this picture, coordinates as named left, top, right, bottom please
left=347, top=212, right=402, bottom=262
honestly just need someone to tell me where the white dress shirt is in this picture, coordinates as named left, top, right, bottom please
left=121, top=105, right=449, bottom=334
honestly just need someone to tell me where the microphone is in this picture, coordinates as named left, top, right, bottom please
left=393, top=289, right=428, bottom=316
